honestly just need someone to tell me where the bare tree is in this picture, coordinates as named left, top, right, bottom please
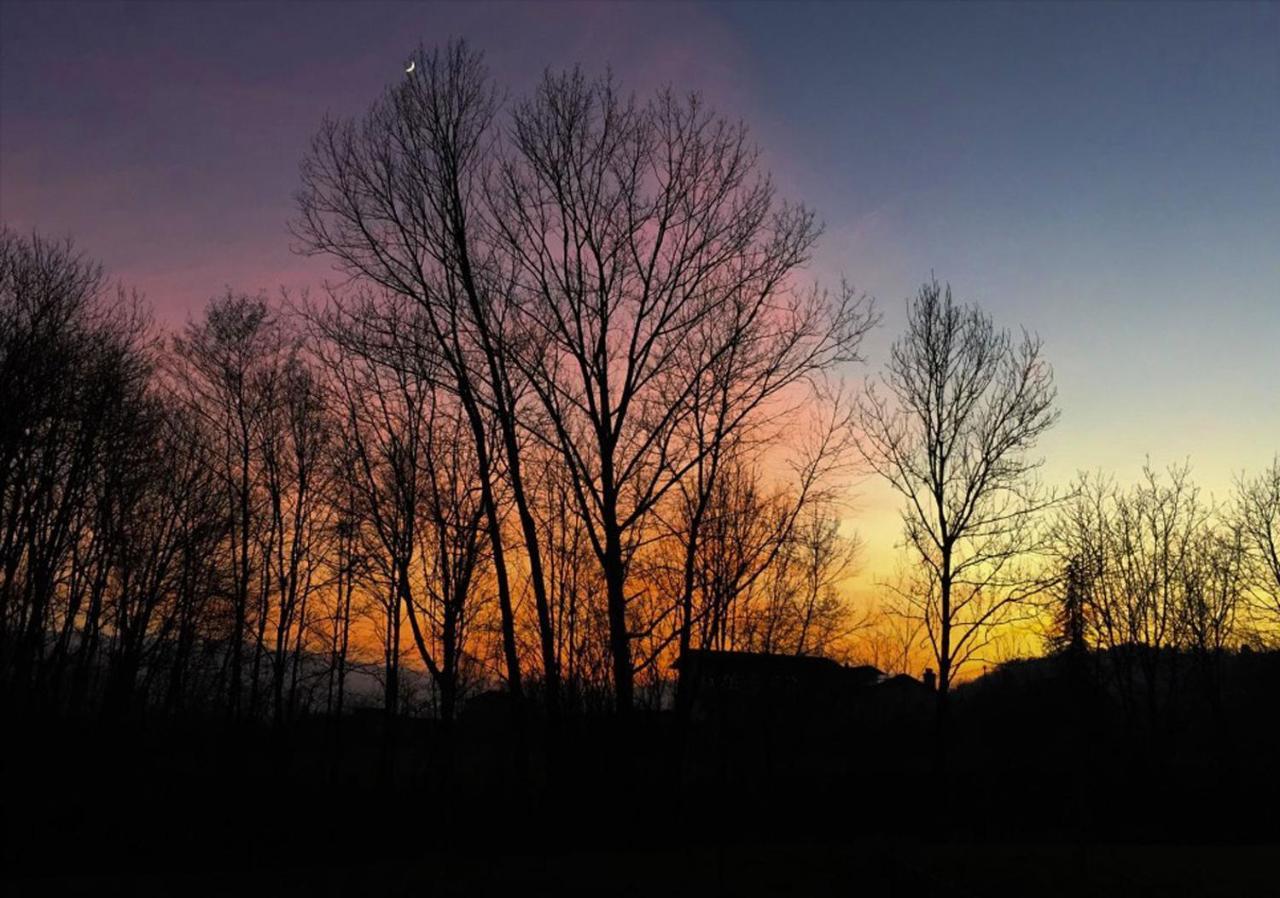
left=1237, top=457, right=1280, bottom=639
left=1054, top=464, right=1249, bottom=722
left=323, top=502, right=362, bottom=717
left=1181, top=515, right=1248, bottom=714
left=857, top=278, right=1058, bottom=720
left=294, top=42, right=541, bottom=707
left=0, top=230, right=154, bottom=711
left=497, top=70, right=873, bottom=711
left=258, top=350, right=333, bottom=723
left=314, top=295, right=426, bottom=715
left=170, top=291, right=284, bottom=718
left=530, top=447, right=612, bottom=710
left=1103, top=464, right=1207, bottom=720
left=311, top=287, right=495, bottom=723
left=416, top=397, right=493, bottom=722
left=158, top=406, right=228, bottom=717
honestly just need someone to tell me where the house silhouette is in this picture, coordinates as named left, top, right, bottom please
left=674, top=649, right=884, bottom=722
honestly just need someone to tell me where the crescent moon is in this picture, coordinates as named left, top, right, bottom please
left=405, top=60, right=415, bottom=74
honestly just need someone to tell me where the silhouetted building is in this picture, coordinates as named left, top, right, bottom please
left=880, top=672, right=928, bottom=691
left=674, top=649, right=883, bottom=722
left=871, top=671, right=936, bottom=718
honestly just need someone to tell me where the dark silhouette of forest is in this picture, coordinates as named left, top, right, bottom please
left=3, top=42, right=1278, bottom=897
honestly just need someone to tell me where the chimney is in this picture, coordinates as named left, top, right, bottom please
left=922, top=667, right=936, bottom=692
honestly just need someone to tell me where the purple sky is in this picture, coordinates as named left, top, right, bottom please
left=2, top=0, right=1277, bottom=553
left=1, top=1, right=764, bottom=317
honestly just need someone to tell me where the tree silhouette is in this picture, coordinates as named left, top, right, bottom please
left=1238, top=456, right=1280, bottom=636
left=294, top=42, right=533, bottom=708
left=496, top=70, right=873, bottom=711
left=1049, top=556, right=1089, bottom=658
left=295, top=42, right=873, bottom=714
left=857, top=278, right=1059, bottom=725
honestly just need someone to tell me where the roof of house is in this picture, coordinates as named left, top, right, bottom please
left=674, top=649, right=883, bottom=686
left=879, top=673, right=928, bottom=690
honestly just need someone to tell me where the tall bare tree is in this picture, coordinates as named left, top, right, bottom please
left=0, top=230, right=154, bottom=711
left=259, top=350, right=333, bottom=723
left=294, top=42, right=538, bottom=706
left=857, top=279, right=1058, bottom=720
left=311, top=287, right=495, bottom=722
left=497, top=71, right=874, bottom=711
left=170, top=292, right=282, bottom=718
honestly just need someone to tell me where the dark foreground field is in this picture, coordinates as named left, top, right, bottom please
left=11, top=844, right=1280, bottom=897
left=5, top=650, right=1279, bottom=896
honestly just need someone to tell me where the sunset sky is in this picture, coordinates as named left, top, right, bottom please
left=3, top=0, right=1277, bottom=589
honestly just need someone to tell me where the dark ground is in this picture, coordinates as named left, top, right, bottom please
left=4, top=649, right=1279, bottom=896
left=11, top=844, right=1280, bottom=897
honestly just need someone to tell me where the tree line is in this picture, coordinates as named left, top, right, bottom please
left=1041, top=460, right=1280, bottom=724
left=0, top=43, right=876, bottom=723
left=2, top=41, right=1276, bottom=730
